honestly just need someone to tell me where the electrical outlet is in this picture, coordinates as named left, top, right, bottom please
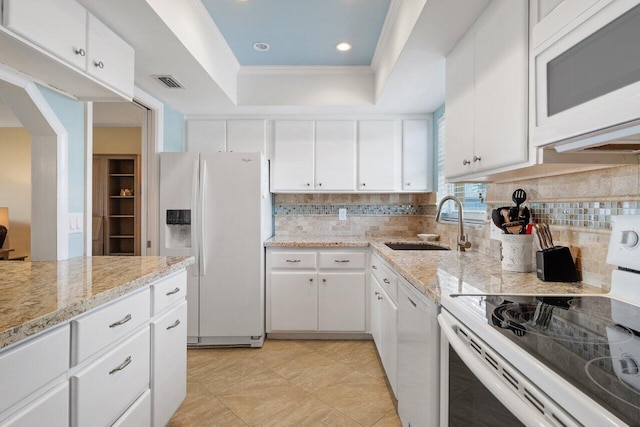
left=338, top=208, right=347, bottom=221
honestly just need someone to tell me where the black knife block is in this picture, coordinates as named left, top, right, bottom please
left=535, top=246, right=579, bottom=282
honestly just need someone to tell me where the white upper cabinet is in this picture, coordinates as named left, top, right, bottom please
left=3, top=0, right=87, bottom=70
left=1, top=0, right=134, bottom=99
left=86, top=14, right=135, bottom=98
left=226, top=120, right=267, bottom=153
left=272, top=121, right=315, bottom=192
left=445, top=0, right=528, bottom=180
left=315, top=121, right=356, bottom=191
left=186, top=120, right=226, bottom=153
left=357, top=121, right=397, bottom=191
left=402, top=120, right=432, bottom=192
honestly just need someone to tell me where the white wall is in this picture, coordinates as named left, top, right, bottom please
left=0, top=127, right=31, bottom=258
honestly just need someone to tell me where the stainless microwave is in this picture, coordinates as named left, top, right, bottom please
left=531, top=0, right=640, bottom=149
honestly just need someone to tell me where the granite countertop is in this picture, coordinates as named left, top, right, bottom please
left=0, top=256, right=194, bottom=350
left=265, top=237, right=607, bottom=303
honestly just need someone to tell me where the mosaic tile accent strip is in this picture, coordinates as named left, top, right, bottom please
left=488, top=201, right=640, bottom=229
left=549, top=315, right=612, bottom=373
left=274, top=204, right=436, bottom=216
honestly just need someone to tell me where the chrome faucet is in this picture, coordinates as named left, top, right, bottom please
left=435, top=195, right=472, bottom=252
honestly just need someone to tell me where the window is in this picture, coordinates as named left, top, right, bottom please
left=434, top=106, right=486, bottom=222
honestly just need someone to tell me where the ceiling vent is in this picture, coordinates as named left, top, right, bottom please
left=153, top=75, right=185, bottom=89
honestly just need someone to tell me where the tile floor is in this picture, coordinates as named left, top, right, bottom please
left=169, top=339, right=401, bottom=426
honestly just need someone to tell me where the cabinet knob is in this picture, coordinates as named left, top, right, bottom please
left=318, top=182, right=322, bottom=187
left=309, top=278, right=314, bottom=282
left=306, top=183, right=311, bottom=187
left=362, top=182, right=366, bottom=187
left=322, top=278, right=326, bottom=283
left=374, top=291, right=380, bottom=296
left=383, top=278, right=391, bottom=284
left=473, top=156, right=482, bottom=163
left=74, top=48, right=86, bottom=56
left=406, top=182, right=411, bottom=186
left=372, top=265, right=377, bottom=270
left=377, top=296, right=383, bottom=301
left=462, top=159, right=471, bottom=165
left=94, top=60, right=105, bottom=69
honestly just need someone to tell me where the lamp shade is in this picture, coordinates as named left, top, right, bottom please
left=0, top=207, right=8, bottom=229
left=0, top=207, right=8, bottom=249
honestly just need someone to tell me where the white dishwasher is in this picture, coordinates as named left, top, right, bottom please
left=397, top=277, right=440, bottom=427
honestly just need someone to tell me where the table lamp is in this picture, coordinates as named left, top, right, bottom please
left=0, top=207, right=9, bottom=249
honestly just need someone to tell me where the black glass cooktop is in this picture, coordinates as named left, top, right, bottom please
left=450, top=294, right=640, bottom=426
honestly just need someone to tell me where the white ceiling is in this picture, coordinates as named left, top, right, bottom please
left=78, top=0, right=490, bottom=116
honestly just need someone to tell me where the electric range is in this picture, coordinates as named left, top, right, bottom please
left=439, top=215, right=640, bottom=426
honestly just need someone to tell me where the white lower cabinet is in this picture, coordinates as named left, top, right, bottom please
left=71, top=327, right=150, bottom=427
left=269, top=271, right=318, bottom=331
left=267, top=248, right=367, bottom=333
left=2, top=383, right=69, bottom=427
left=370, top=254, right=398, bottom=397
left=318, top=272, right=366, bottom=332
left=113, top=390, right=151, bottom=427
left=151, top=301, right=187, bottom=427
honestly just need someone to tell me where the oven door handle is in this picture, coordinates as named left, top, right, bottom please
left=438, top=312, right=554, bottom=427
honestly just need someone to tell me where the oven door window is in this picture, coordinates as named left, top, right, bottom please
left=449, top=344, right=524, bottom=426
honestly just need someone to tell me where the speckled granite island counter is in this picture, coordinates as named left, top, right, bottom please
left=264, top=236, right=607, bottom=303
left=0, top=256, right=194, bottom=349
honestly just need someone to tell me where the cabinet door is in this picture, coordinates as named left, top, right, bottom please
left=269, top=272, right=317, bottom=331
left=272, top=121, right=315, bottom=191
left=402, top=120, right=432, bottom=191
left=3, top=0, right=87, bottom=69
left=2, top=382, right=68, bottom=427
left=86, top=14, right=135, bottom=97
left=152, top=301, right=187, bottom=427
left=357, top=121, right=397, bottom=191
left=445, top=31, right=475, bottom=179
left=381, top=289, right=398, bottom=397
left=315, top=121, right=356, bottom=191
left=370, top=276, right=383, bottom=350
left=473, top=0, right=528, bottom=172
left=318, top=272, right=365, bottom=332
left=226, top=120, right=267, bottom=153
left=187, top=120, right=226, bottom=153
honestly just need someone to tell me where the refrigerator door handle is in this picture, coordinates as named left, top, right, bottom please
left=190, top=160, right=199, bottom=277
left=200, top=159, right=207, bottom=277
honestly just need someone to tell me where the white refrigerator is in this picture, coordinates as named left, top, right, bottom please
left=159, top=152, right=272, bottom=347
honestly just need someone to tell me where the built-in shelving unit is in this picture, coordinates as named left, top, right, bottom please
left=93, top=155, right=140, bottom=256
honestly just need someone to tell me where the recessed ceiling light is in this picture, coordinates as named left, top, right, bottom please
left=336, top=42, right=352, bottom=52
left=253, top=42, right=270, bottom=52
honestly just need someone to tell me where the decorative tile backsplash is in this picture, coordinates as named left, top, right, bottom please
left=274, top=204, right=435, bottom=216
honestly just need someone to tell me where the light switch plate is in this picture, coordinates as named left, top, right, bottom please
left=338, top=208, right=347, bottom=221
left=68, top=212, right=83, bottom=233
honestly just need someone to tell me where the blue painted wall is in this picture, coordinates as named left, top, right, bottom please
left=38, top=86, right=85, bottom=258
left=163, top=104, right=184, bottom=152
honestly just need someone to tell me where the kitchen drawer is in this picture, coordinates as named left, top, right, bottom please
left=2, top=382, right=69, bottom=427
left=151, top=270, right=187, bottom=316
left=371, top=255, right=397, bottom=301
left=318, top=251, right=365, bottom=270
left=0, top=325, right=69, bottom=415
left=71, top=288, right=150, bottom=366
left=71, top=327, right=150, bottom=427
left=270, top=251, right=317, bottom=269
left=112, top=389, right=151, bottom=427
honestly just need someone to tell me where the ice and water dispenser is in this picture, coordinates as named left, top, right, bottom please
left=165, top=209, right=192, bottom=248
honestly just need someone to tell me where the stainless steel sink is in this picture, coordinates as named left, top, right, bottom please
left=385, top=243, right=450, bottom=251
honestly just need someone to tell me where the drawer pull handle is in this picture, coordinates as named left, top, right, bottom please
left=408, top=297, right=417, bottom=308
left=372, top=265, right=377, bottom=270
left=167, top=319, right=181, bottom=330
left=377, top=296, right=383, bottom=301
left=109, top=356, right=132, bottom=375
left=166, top=287, right=180, bottom=296
left=286, top=259, right=301, bottom=263
left=334, top=259, right=350, bottom=263
left=383, top=278, right=391, bottom=284
left=374, top=291, right=380, bottom=296
left=109, top=314, right=132, bottom=328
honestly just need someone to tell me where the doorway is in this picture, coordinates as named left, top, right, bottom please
left=92, top=102, right=146, bottom=256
